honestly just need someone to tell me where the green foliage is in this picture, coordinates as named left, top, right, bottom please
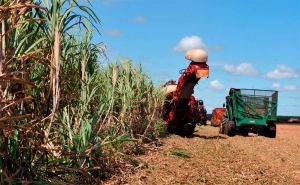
left=153, top=118, right=168, bottom=138
left=0, top=0, right=166, bottom=184
left=165, top=148, right=191, bottom=158
left=98, top=58, right=165, bottom=139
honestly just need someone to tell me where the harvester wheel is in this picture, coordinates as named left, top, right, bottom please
left=192, top=122, right=196, bottom=130
left=167, top=125, right=175, bottom=134
left=183, top=123, right=195, bottom=137
left=203, top=119, right=207, bottom=126
left=224, top=121, right=235, bottom=137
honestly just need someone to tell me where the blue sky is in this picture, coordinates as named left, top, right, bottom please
left=84, top=0, right=300, bottom=116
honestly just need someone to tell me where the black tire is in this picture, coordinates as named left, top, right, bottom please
left=167, top=125, right=175, bottom=134
left=268, top=129, right=276, bottom=138
left=241, top=126, right=249, bottom=136
left=224, top=122, right=229, bottom=135
left=224, top=121, right=235, bottom=137
left=191, top=122, right=196, bottom=131
left=203, top=119, right=207, bottom=126
left=242, top=130, right=249, bottom=136
left=183, top=123, right=194, bottom=137
left=265, top=123, right=276, bottom=138
left=220, top=116, right=228, bottom=134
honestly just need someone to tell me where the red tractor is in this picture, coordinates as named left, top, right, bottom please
left=162, top=49, right=209, bottom=136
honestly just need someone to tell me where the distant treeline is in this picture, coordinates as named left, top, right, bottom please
left=206, top=114, right=300, bottom=123
left=277, top=116, right=300, bottom=123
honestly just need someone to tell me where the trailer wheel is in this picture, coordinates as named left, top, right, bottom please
left=224, top=121, right=235, bottom=137
left=242, top=130, right=249, bottom=136
left=265, top=123, right=276, bottom=138
left=240, top=126, right=249, bottom=136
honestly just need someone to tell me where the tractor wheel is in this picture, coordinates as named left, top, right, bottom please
left=224, top=121, right=235, bottom=137
left=265, top=123, right=276, bottom=138
left=220, top=116, right=228, bottom=134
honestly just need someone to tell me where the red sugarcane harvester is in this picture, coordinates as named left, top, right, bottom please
left=162, top=49, right=209, bottom=137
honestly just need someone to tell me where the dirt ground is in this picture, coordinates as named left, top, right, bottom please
left=104, top=122, right=300, bottom=185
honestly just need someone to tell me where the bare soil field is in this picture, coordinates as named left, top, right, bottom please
left=104, top=122, right=300, bottom=185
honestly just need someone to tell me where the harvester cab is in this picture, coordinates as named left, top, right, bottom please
left=163, top=49, right=209, bottom=137
left=195, top=99, right=208, bottom=126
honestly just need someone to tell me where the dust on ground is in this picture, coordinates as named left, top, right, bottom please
left=104, top=122, right=300, bottom=185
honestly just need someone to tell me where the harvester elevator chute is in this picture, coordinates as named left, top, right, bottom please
left=162, top=49, right=209, bottom=137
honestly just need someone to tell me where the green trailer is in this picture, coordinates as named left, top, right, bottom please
left=220, top=88, right=278, bottom=138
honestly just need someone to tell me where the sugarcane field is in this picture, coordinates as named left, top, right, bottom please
left=1, top=1, right=300, bottom=185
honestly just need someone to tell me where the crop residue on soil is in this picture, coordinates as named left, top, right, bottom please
left=104, top=123, right=300, bottom=185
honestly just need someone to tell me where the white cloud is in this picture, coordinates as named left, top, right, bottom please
left=132, top=16, right=146, bottom=23
left=223, top=63, right=259, bottom=76
left=103, top=29, right=123, bottom=35
left=272, top=83, right=281, bottom=89
left=272, top=83, right=299, bottom=91
left=223, top=64, right=236, bottom=73
left=209, top=80, right=225, bottom=90
left=170, top=35, right=222, bottom=52
left=263, top=64, right=298, bottom=80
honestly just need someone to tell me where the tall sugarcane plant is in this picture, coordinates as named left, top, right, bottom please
left=0, top=1, right=47, bottom=184
left=0, top=0, right=103, bottom=183
left=0, top=0, right=166, bottom=184
left=99, top=59, right=165, bottom=139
